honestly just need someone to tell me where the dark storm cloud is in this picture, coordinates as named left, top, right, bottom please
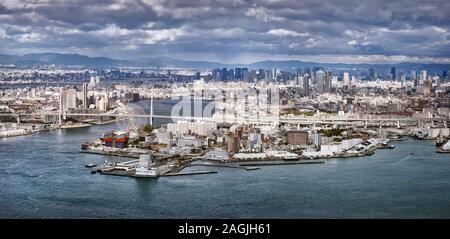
left=0, top=0, right=449, bottom=63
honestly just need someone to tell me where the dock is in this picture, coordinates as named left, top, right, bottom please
left=79, top=149, right=140, bottom=158
left=238, top=160, right=325, bottom=167
left=188, top=162, right=260, bottom=170
left=162, top=170, right=218, bottom=177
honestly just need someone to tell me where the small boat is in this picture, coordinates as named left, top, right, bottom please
left=85, top=163, right=97, bottom=168
left=436, top=132, right=447, bottom=148
left=389, top=145, right=395, bottom=149
left=245, top=167, right=260, bottom=171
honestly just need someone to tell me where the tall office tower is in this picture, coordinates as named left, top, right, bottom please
left=411, top=70, right=417, bottom=87
left=420, top=70, right=427, bottom=84
left=423, top=79, right=431, bottom=97
left=312, top=67, right=321, bottom=86
left=242, top=69, right=250, bottom=82
left=303, top=73, right=310, bottom=97
left=195, top=72, right=201, bottom=80
left=400, top=74, right=406, bottom=88
left=212, top=68, right=220, bottom=80
left=234, top=68, right=242, bottom=80
left=324, top=70, right=332, bottom=93
left=59, top=88, right=66, bottom=111
left=297, top=75, right=304, bottom=87
left=265, top=70, right=272, bottom=80
left=391, top=67, right=396, bottom=80
left=258, top=69, right=265, bottom=80
left=271, top=68, right=277, bottom=80
left=250, top=70, right=256, bottom=82
left=98, top=94, right=108, bottom=111
left=296, top=68, right=301, bottom=85
left=343, top=72, right=350, bottom=86
left=435, top=76, right=441, bottom=88
left=315, top=70, right=325, bottom=94
left=221, top=68, right=228, bottom=81
left=228, top=69, right=234, bottom=80
left=443, top=70, right=448, bottom=81
left=82, top=83, right=88, bottom=109
left=242, top=68, right=248, bottom=77
left=66, top=89, right=77, bottom=110
left=368, top=68, right=375, bottom=80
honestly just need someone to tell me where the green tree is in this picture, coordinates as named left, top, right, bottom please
left=142, top=124, right=154, bottom=134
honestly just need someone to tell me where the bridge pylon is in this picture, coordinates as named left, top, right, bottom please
left=149, top=89, right=154, bottom=126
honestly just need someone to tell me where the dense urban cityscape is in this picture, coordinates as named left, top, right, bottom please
left=1, top=0, right=450, bottom=222
left=1, top=63, right=449, bottom=178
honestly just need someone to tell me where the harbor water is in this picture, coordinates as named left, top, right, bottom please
left=1, top=100, right=450, bottom=218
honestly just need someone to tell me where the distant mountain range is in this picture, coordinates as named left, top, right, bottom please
left=1, top=52, right=449, bottom=72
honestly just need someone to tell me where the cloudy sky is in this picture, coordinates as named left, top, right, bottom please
left=0, top=0, right=449, bottom=64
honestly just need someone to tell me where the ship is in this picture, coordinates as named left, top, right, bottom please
left=114, top=130, right=129, bottom=148
left=85, top=163, right=97, bottom=168
left=102, top=130, right=115, bottom=147
left=134, top=167, right=159, bottom=178
left=380, top=142, right=395, bottom=149
left=436, top=131, right=448, bottom=148
left=101, top=130, right=129, bottom=148
left=437, top=141, right=450, bottom=154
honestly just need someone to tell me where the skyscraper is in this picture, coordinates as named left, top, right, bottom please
left=271, top=68, right=277, bottom=80
left=420, top=70, right=427, bottom=84
left=234, top=68, right=241, bottom=80
left=258, top=69, right=265, bottom=80
left=435, top=76, right=441, bottom=88
left=66, top=89, right=77, bottom=110
left=212, top=68, right=220, bottom=80
left=242, top=68, right=250, bottom=82
left=315, top=70, right=325, bottom=94
left=82, top=83, right=88, bottom=109
left=324, top=70, right=332, bottom=93
left=400, top=73, right=406, bottom=88
left=411, top=70, right=418, bottom=87
left=343, top=72, right=350, bottom=86
left=296, top=68, right=301, bottom=85
left=423, top=79, right=431, bottom=97
left=368, top=68, right=375, bottom=80
left=391, top=67, right=396, bottom=80
left=250, top=69, right=256, bottom=82
left=221, top=68, right=228, bottom=81
left=303, top=73, right=310, bottom=97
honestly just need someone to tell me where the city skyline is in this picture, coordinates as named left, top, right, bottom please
left=0, top=0, right=449, bottom=64
left=2, top=0, right=450, bottom=223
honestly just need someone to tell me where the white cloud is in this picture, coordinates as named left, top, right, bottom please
left=93, top=24, right=131, bottom=37
left=0, top=28, right=7, bottom=39
left=141, top=28, right=185, bottom=44
left=246, top=7, right=284, bottom=22
left=16, top=32, right=43, bottom=43
left=267, top=29, right=308, bottom=37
